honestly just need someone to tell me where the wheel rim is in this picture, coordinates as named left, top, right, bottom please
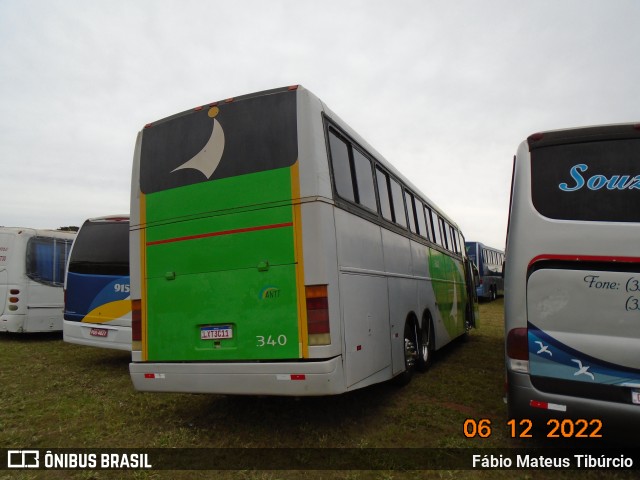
left=404, top=324, right=418, bottom=369
left=420, top=322, right=430, bottom=363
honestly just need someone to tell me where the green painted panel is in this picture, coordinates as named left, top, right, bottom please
left=145, top=208, right=294, bottom=279
left=145, top=167, right=293, bottom=226
left=143, top=167, right=301, bottom=361
left=146, top=264, right=300, bottom=361
left=428, top=248, right=467, bottom=339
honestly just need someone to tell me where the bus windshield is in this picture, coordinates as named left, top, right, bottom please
left=531, top=138, right=640, bottom=222
left=67, top=221, right=128, bottom=276
left=140, top=88, right=297, bottom=194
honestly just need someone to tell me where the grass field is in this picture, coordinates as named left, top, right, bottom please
left=0, top=300, right=635, bottom=479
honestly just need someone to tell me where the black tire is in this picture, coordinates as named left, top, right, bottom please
left=394, top=320, right=418, bottom=386
left=416, top=316, right=434, bottom=372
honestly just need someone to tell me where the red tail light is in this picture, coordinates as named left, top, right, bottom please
left=306, top=285, right=330, bottom=346
left=132, top=299, right=142, bottom=342
left=506, top=327, right=529, bottom=373
left=506, top=328, right=528, bottom=360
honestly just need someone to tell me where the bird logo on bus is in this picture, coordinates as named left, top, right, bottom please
left=535, top=341, right=552, bottom=356
left=571, top=359, right=595, bottom=381
left=172, top=106, right=225, bottom=179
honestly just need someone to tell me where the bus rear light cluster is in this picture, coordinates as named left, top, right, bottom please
left=306, top=285, right=330, bottom=346
left=132, top=299, right=141, bottom=342
left=8, top=289, right=20, bottom=311
left=506, top=327, right=529, bottom=373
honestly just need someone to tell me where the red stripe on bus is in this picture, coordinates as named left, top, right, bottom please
left=529, top=254, right=640, bottom=268
left=146, top=222, right=294, bottom=246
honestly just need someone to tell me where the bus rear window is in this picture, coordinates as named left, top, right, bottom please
left=140, top=89, right=298, bottom=194
left=26, top=237, right=72, bottom=286
left=68, top=222, right=129, bottom=276
left=531, top=139, right=640, bottom=222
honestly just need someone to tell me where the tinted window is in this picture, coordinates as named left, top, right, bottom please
left=449, top=225, right=459, bottom=253
left=389, top=177, right=407, bottom=228
left=353, top=149, right=377, bottom=211
left=26, top=237, right=73, bottom=286
left=416, top=202, right=428, bottom=240
left=141, top=88, right=298, bottom=194
left=427, top=207, right=440, bottom=245
left=329, top=130, right=355, bottom=202
left=438, top=217, right=448, bottom=249
left=531, top=139, right=640, bottom=222
left=376, top=168, right=393, bottom=221
left=68, top=221, right=129, bottom=276
left=404, top=191, right=417, bottom=233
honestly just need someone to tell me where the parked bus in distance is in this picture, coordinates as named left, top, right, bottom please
left=465, top=241, right=504, bottom=301
left=129, top=85, right=478, bottom=396
left=505, top=123, right=640, bottom=433
left=63, top=216, right=131, bottom=350
left=0, top=227, right=75, bottom=332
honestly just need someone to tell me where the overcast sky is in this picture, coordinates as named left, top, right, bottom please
left=1, top=0, right=639, bottom=249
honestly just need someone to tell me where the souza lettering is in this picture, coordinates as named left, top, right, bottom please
left=559, top=164, right=640, bottom=192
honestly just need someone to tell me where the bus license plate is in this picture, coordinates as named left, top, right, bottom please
left=201, top=326, right=233, bottom=340
left=632, top=390, right=640, bottom=405
left=90, top=328, right=108, bottom=337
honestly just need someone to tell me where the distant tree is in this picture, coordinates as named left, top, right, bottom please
left=58, top=226, right=79, bottom=232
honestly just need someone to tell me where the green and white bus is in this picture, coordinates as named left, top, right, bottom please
left=129, top=85, right=477, bottom=395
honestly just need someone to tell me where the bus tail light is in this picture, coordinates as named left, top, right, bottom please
left=506, top=327, right=529, bottom=373
left=306, top=285, right=330, bottom=346
left=132, top=299, right=141, bottom=342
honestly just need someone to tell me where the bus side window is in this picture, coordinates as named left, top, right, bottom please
left=352, top=149, right=377, bottom=212
left=404, top=191, right=417, bottom=234
left=328, top=129, right=355, bottom=202
left=450, top=226, right=460, bottom=254
left=438, top=217, right=449, bottom=250
left=416, top=200, right=428, bottom=240
left=376, top=168, right=393, bottom=222
left=389, top=177, right=408, bottom=228
left=427, top=207, right=440, bottom=245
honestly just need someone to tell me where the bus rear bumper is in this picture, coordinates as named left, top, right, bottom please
left=63, top=320, right=132, bottom=351
left=0, top=313, right=61, bottom=332
left=0, top=314, right=25, bottom=332
left=507, top=370, right=640, bottom=440
left=129, top=356, right=345, bottom=396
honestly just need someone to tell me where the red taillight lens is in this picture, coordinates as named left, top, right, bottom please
left=506, top=327, right=528, bottom=360
left=306, top=285, right=330, bottom=345
left=132, top=299, right=142, bottom=342
left=10, top=289, right=20, bottom=295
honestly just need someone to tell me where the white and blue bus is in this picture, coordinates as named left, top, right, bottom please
left=0, top=227, right=75, bottom=332
left=465, top=241, right=504, bottom=301
left=505, top=123, right=640, bottom=435
left=63, top=216, right=131, bottom=350
left=129, top=85, right=478, bottom=395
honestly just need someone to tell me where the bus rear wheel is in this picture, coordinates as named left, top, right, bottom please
left=394, top=320, right=418, bottom=386
left=416, top=317, right=434, bottom=372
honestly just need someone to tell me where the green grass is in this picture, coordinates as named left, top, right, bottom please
left=0, top=300, right=635, bottom=479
